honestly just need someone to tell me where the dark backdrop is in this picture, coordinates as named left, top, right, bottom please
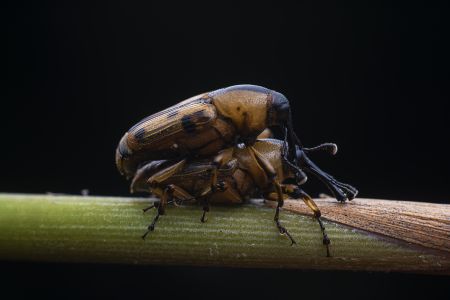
left=3, top=1, right=450, bottom=299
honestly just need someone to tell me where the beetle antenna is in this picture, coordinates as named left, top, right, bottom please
left=303, top=143, right=338, bottom=156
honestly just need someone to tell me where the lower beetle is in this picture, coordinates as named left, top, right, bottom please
left=130, top=139, right=357, bottom=257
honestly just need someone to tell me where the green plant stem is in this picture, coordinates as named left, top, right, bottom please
left=0, top=194, right=449, bottom=273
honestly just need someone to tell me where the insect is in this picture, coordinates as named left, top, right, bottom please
left=116, top=84, right=356, bottom=202
left=130, top=138, right=356, bottom=257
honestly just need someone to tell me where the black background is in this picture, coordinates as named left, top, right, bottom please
left=3, top=1, right=450, bottom=299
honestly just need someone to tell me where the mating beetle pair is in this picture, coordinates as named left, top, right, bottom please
left=116, top=85, right=357, bottom=256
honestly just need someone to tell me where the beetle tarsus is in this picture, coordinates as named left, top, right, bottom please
left=200, top=210, right=207, bottom=223
left=285, top=229, right=297, bottom=246
left=200, top=198, right=210, bottom=223
left=141, top=222, right=156, bottom=239
left=274, top=202, right=297, bottom=246
left=141, top=231, right=150, bottom=240
left=275, top=218, right=297, bottom=246
left=317, top=217, right=331, bottom=257
left=141, top=222, right=156, bottom=240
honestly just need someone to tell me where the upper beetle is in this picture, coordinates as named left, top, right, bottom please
left=116, top=85, right=301, bottom=177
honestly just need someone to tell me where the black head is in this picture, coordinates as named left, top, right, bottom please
left=270, top=91, right=291, bottom=126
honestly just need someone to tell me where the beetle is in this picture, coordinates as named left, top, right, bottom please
left=116, top=84, right=356, bottom=202
left=130, top=138, right=356, bottom=257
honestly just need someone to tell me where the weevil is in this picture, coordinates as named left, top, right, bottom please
left=116, top=84, right=357, bottom=202
left=130, top=139, right=356, bottom=257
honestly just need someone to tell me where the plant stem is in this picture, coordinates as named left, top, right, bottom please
left=270, top=197, right=450, bottom=252
left=0, top=194, right=449, bottom=274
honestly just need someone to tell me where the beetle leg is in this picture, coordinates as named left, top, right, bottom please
left=141, top=186, right=163, bottom=212
left=266, top=189, right=296, bottom=244
left=171, top=185, right=196, bottom=206
left=143, top=199, right=180, bottom=212
left=281, top=184, right=300, bottom=196
left=273, top=181, right=296, bottom=246
left=288, top=188, right=331, bottom=257
left=142, top=185, right=176, bottom=239
left=141, top=201, right=160, bottom=239
left=196, top=183, right=216, bottom=223
left=145, top=159, right=187, bottom=214
left=142, top=203, right=155, bottom=212
left=147, top=160, right=187, bottom=187
left=249, top=146, right=296, bottom=245
left=265, top=192, right=289, bottom=201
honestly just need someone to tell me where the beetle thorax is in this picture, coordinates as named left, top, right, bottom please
left=211, top=90, right=269, bottom=137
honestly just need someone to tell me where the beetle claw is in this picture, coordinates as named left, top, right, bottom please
left=337, top=196, right=348, bottom=203
left=141, top=230, right=150, bottom=240
left=142, top=204, right=155, bottom=213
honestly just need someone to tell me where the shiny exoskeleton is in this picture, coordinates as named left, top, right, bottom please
left=116, top=84, right=357, bottom=202
left=116, top=85, right=291, bottom=178
left=131, top=139, right=351, bottom=257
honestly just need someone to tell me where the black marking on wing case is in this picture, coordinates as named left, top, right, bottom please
left=134, top=128, right=146, bottom=141
left=127, top=97, right=216, bottom=146
left=118, top=134, right=132, bottom=157
left=181, top=115, right=196, bottom=133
